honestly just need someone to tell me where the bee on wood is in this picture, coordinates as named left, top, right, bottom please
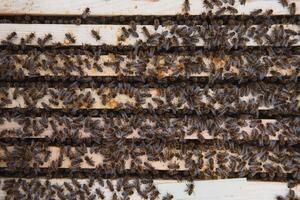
left=65, top=33, right=76, bottom=44
left=25, top=32, right=35, bottom=43
left=116, top=178, right=123, bottom=192
left=112, top=193, right=118, bottom=200
left=162, top=193, right=174, bottom=200
left=63, top=181, right=74, bottom=193
left=106, top=179, right=114, bottom=192
left=227, top=6, right=238, bottom=14
left=82, top=7, right=90, bottom=19
left=144, top=161, right=155, bottom=170
left=182, top=0, right=190, bottom=14
left=263, top=9, right=273, bottom=16
left=250, top=9, right=262, bottom=16
left=203, top=0, right=214, bottom=9
left=83, top=184, right=91, bottom=195
left=88, top=176, right=95, bottom=188
left=154, top=19, right=160, bottom=31
left=97, top=177, right=105, bottom=187
left=185, top=182, right=194, bottom=195
left=142, top=26, right=151, bottom=38
left=212, top=0, right=223, bottom=7
left=279, top=0, right=288, bottom=7
left=95, top=188, right=105, bottom=199
left=84, top=155, right=95, bottom=166
left=247, top=26, right=256, bottom=38
left=128, top=27, right=139, bottom=39
left=43, top=33, right=52, bottom=43
left=91, top=30, right=101, bottom=41
left=215, top=7, right=227, bottom=16
left=88, top=194, right=96, bottom=200
left=289, top=3, right=296, bottom=15
left=150, top=189, right=160, bottom=200
left=6, top=32, right=17, bottom=40
left=130, top=20, right=137, bottom=32
left=118, top=27, right=130, bottom=41
left=38, top=33, right=52, bottom=46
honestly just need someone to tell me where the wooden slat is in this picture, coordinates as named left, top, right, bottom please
left=0, top=0, right=299, bottom=16
left=1, top=86, right=299, bottom=111
left=0, top=145, right=296, bottom=173
left=0, top=178, right=247, bottom=200
left=0, top=178, right=298, bottom=200
left=1, top=53, right=299, bottom=78
left=1, top=116, right=298, bottom=141
left=158, top=180, right=300, bottom=200
left=0, top=24, right=299, bottom=46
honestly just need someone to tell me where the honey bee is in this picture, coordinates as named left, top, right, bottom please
left=84, top=155, right=95, bottom=166
left=25, top=32, right=35, bottom=43
left=185, top=182, right=194, bottom=195
left=227, top=6, right=238, bottom=14
left=182, top=0, right=190, bottom=14
left=65, top=33, right=76, bottom=44
left=279, top=0, right=288, bottom=7
left=91, top=30, right=101, bottom=41
left=6, top=32, right=17, bottom=40
left=250, top=9, right=262, bottom=16
left=95, top=188, right=105, bottom=199
left=289, top=3, right=296, bottom=15
left=162, top=193, right=174, bottom=200
left=106, top=179, right=114, bottom=192
left=203, top=0, right=214, bottom=9
left=82, top=7, right=91, bottom=19
left=215, top=7, right=226, bottom=16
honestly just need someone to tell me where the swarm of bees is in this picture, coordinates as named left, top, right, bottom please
left=0, top=0, right=299, bottom=199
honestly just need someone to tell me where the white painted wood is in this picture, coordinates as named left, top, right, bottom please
left=158, top=178, right=247, bottom=200
left=244, top=181, right=300, bottom=200
left=3, top=54, right=299, bottom=77
left=0, top=117, right=291, bottom=140
left=0, top=178, right=298, bottom=200
left=0, top=0, right=299, bottom=16
left=157, top=179, right=300, bottom=200
left=0, top=24, right=299, bottom=46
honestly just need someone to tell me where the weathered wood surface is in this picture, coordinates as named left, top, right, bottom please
left=1, top=54, right=299, bottom=78
left=0, top=24, right=299, bottom=46
left=1, top=116, right=298, bottom=141
left=0, top=145, right=296, bottom=173
left=0, top=178, right=298, bottom=200
left=2, top=86, right=299, bottom=111
left=0, top=0, right=299, bottom=16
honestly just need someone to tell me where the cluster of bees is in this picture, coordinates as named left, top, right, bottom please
left=199, top=0, right=296, bottom=16
left=0, top=0, right=299, bottom=199
left=1, top=178, right=164, bottom=200
left=0, top=82, right=299, bottom=116
left=1, top=140, right=299, bottom=179
left=2, top=16, right=300, bottom=48
left=0, top=48, right=300, bottom=83
left=0, top=113, right=299, bottom=144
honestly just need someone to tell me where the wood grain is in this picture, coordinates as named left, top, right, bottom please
left=1, top=117, right=296, bottom=141
left=0, top=145, right=295, bottom=173
left=0, top=24, right=299, bottom=46
left=0, top=178, right=298, bottom=200
left=0, top=0, right=299, bottom=16
left=2, top=86, right=298, bottom=111
left=2, top=54, right=299, bottom=78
